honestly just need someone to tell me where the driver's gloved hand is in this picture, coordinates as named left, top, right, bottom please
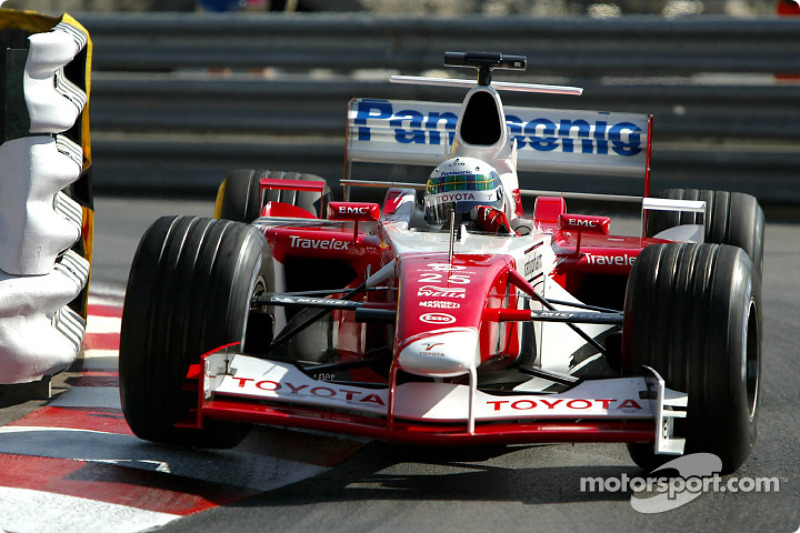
left=469, top=206, right=516, bottom=235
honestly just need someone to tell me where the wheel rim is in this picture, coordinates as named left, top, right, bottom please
left=241, top=256, right=263, bottom=348
left=743, top=298, right=760, bottom=420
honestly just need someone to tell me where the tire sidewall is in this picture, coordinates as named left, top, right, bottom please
left=702, top=249, right=759, bottom=464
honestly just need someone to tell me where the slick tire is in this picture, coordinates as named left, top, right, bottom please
left=646, top=189, right=764, bottom=285
left=119, top=216, right=268, bottom=448
left=214, top=169, right=331, bottom=222
left=622, top=243, right=760, bottom=474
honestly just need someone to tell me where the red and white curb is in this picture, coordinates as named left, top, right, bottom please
left=0, top=284, right=361, bottom=533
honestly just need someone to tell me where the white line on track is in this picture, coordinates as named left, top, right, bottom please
left=78, top=350, right=119, bottom=372
left=0, top=486, right=178, bottom=533
left=85, top=315, right=122, bottom=334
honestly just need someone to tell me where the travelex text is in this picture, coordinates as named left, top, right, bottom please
left=353, top=99, right=644, bottom=157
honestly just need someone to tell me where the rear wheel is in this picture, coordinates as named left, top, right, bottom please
left=622, top=243, right=760, bottom=474
left=214, top=169, right=331, bottom=222
left=214, top=169, right=261, bottom=223
left=647, top=188, right=764, bottom=284
left=119, top=216, right=268, bottom=448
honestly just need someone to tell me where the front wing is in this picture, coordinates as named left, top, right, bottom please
left=184, top=347, right=687, bottom=451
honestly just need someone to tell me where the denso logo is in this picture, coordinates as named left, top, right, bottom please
left=420, top=312, right=456, bottom=324
left=289, top=235, right=349, bottom=250
left=354, top=99, right=642, bottom=156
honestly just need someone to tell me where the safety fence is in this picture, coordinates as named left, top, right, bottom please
left=78, top=12, right=800, bottom=202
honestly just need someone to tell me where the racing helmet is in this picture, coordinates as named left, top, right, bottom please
left=424, top=157, right=504, bottom=226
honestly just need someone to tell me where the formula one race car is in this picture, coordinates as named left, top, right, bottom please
left=119, top=51, right=764, bottom=474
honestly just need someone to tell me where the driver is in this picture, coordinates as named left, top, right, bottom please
left=424, top=157, right=514, bottom=235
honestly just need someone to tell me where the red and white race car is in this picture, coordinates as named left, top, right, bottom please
left=119, top=52, right=764, bottom=474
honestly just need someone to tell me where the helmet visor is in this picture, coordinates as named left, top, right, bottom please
left=425, top=170, right=503, bottom=226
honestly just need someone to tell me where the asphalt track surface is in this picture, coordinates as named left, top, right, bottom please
left=1, top=195, right=798, bottom=533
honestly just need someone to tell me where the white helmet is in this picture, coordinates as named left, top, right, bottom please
left=424, top=157, right=504, bottom=226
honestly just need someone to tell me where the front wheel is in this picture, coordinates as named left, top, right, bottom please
left=622, top=243, right=760, bottom=474
left=119, top=216, right=268, bottom=448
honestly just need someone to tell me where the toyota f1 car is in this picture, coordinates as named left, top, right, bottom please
left=119, top=51, right=764, bottom=474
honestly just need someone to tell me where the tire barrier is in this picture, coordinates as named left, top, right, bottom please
left=0, top=10, right=93, bottom=386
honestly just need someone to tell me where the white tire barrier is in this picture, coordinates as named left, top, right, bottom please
left=0, top=12, right=93, bottom=385
left=0, top=137, right=83, bottom=275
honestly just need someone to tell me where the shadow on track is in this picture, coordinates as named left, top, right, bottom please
left=235, top=439, right=634, bottom=507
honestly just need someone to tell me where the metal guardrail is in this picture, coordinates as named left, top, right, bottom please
left=80, top=14, right=800, bottom=74
left=89, top=78, right=800, bottom=139
left=76, top=13, right=800, bottom=202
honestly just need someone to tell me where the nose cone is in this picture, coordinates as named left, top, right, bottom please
left=397, top=328, right=479, bottom=378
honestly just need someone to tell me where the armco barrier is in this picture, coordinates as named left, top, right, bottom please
left=77, top=13, right=800, bottom=202
left=78, top=14, right=800, bottom=75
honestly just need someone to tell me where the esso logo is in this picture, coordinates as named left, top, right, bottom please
left=419, top=312, right=456, bottom=324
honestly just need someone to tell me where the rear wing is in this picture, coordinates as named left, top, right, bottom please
left=346, top=98, right=652, bottom=189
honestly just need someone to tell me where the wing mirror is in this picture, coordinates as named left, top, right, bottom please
left=558, top=214, right=611, bottom=255
left=328, top=201, right=380, bottom=241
